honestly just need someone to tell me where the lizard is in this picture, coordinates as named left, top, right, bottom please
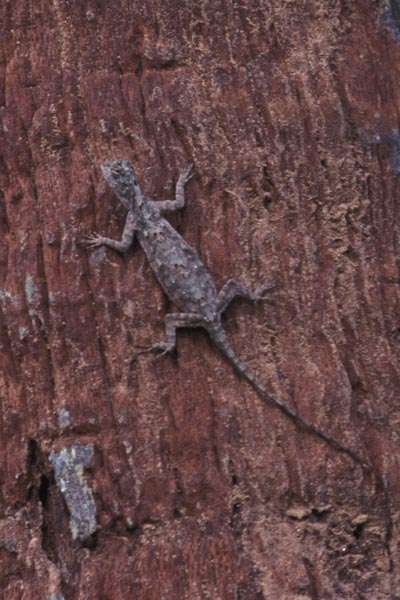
left=85, top=159, right=376, bottom=474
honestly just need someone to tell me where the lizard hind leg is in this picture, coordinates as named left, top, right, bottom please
left=216, top=279, right=275, bottom=315
left=137, top=312, right=204, bottom=357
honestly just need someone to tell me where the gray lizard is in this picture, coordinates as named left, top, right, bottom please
left=86, top=159, right=373, bottom=472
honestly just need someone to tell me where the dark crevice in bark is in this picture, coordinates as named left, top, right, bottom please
left=27, top=440, right=59, bottom=564
left=303, top=557, right=319, bottom=600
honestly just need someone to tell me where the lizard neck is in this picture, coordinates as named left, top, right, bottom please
left=130, top=197, right=159, bottom=233
left=134, top=197, right=155, bottom=223
left=117, top=182, right=146, bottom=212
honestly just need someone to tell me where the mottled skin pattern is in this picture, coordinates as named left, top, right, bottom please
left=86, top=160, right=375, bottom=473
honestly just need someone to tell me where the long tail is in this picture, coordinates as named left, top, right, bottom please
left=209, top=327, right=392, bottom=552
left=209, top=327, right=375, bottom=473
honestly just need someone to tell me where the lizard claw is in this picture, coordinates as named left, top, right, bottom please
left=84, top=233, right=105, bottom=248
left=179, top=163, right=194, bottom=185
left=134, top=342, right=174, bottom=359
left=255, top=282, right=279, bottom=300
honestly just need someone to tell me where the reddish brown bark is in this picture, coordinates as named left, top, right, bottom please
left=0, top=1, right=399, bottom=598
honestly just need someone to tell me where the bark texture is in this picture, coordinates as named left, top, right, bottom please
left=0, top=1, right=399, bottom=598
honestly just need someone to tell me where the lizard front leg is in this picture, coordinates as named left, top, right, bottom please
left=85, top=209, right=136, bottom=253
left=139, top=312, right=203, bottom=356
left=150, top=163, right=194, bottom=213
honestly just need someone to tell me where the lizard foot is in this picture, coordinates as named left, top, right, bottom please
left=179, top=163, right=194, bottom=186
left=134, top=342, right=175, bottom=359
left=84, top=233, right=106, bottom=248
left=254, top=282, right=279, bottom=300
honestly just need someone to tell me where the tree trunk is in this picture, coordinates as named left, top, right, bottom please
left=0, top=1, right=399, bottom=598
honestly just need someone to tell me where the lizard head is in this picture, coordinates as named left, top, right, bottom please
left=101, top=160, right=143, bottom=209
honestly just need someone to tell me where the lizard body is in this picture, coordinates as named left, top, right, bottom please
left=86, top=160, right=373, bottom=472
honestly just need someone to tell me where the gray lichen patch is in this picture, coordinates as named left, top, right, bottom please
left=384, top=129, right=400, bottom=174
left=58, top=407, right=72, bottom=429
left=49, top=443, right=97, bottom=541
left=361, top=127, right=400, bottom=175
left=0, top=289, right=19, bottom=307
left=18, top=326, right=29, bottom=340
left=381, top=0, right=400, bottom=42
left=24, top=273, right=41, bottom=317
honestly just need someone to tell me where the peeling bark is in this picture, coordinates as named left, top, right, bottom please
left=0, top=1, right=399, bottom=598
